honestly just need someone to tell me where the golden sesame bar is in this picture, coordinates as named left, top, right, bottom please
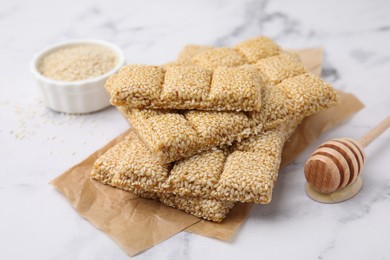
left=91, top=122, right=297, bottom=204
left=132, top=189, right=235, bottom=222
left=106, top=36, right=284, bottom=112
left=119, top=107, right=261, bottom=163
left=91, top=160, right=234, bottom=222
left=175, top=45, right=214, bottom=65
left=119, top=71, right=338, bottom=163
left=106, top=64, right=264, bottom=111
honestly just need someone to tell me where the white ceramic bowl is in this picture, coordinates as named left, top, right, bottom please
left=31, top=39, right=125, bottom=114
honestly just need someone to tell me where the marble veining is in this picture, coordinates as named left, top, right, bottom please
left=0, top=0, right=389, bottom=259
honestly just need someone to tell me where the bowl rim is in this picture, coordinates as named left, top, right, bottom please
left=30, top=39, right=125, bottom=87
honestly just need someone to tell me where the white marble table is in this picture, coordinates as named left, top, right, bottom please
left=1, top=0, right=389, bottom=259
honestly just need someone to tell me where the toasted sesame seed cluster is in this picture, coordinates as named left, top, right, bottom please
left=92, top=161, right=235, bottom=222
left=91, top=36, right=339, bottom=222
left=118, top=71, right=336, bottom=164
left=106, top=64, right=264, bottom=111
left=91, top=122, right=296, bottom=202
left=106, top=37, right=282, bottom=112
left=110, top=37, right=337, bottom=164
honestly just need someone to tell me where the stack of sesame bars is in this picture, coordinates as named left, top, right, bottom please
left=91, top=36, right=339, bottom=222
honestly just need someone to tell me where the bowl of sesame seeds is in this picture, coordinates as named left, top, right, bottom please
left=31, top=39, right=125, bottom=113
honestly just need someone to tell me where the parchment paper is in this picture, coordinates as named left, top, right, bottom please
left=51, top=48, right=364, bottom=256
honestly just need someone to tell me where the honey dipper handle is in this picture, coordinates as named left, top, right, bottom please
left=358, top=116, right=390, bottom=148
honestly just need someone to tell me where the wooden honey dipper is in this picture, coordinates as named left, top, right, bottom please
left=304, top=115, right=390, bottom=203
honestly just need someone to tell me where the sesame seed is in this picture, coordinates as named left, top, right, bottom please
left=38, top=44, right=117, bottom=81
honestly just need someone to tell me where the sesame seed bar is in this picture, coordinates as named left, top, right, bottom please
left=91, top=122, right=297, bottom=204
left=91, top=158, right=234, bottom=222
left=106, top=64, right=264, bottom=112
left=106, top=36, right=283, bottom=112
left=175, top=45, right=214, bottom=65
left=119, top=107, right=261, bottom=163
left=132, top=189, right=235, bottom=222
left=119, top=71, right=338, bottom=163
